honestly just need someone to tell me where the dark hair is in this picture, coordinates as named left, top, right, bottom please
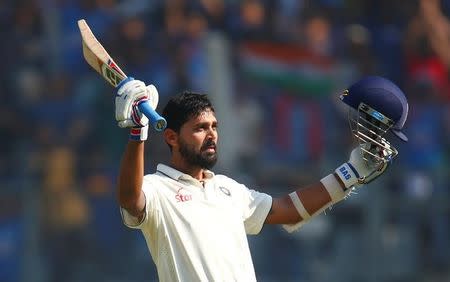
left=162, top=91, right=215, bottom=132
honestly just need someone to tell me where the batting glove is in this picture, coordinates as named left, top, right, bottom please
left=335, top=145, right=390, bottom=190
left=115, top=77, right=159, bottom=141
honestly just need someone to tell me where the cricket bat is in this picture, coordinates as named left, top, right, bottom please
left=77, top=19, right=166, bottom=131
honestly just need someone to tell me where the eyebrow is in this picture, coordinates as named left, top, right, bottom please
left=194, top=120, right=218, bottom=127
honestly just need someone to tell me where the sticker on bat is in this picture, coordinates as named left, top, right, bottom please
left=101, top=59, right=125, bottom=87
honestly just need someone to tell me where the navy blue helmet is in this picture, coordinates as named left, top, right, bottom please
left=340, top=76, right=408, bottom=142
left=340, top=76, right=409, bottom=164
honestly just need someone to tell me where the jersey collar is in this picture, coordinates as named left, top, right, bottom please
left=156, top=164, right=215, bottom=181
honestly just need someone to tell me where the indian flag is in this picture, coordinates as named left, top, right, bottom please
left=239, top=42, right=346, bottom=97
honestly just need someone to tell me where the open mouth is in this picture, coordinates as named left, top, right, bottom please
left=202, top=142, right=216, bottom=153
left=204, top=146, right=216, bottom=153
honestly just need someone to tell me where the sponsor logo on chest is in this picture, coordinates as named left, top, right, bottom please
left=175, top=188, right=193, bottom=202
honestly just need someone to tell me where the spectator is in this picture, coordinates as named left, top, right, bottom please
left=40, top=146, right=91, bottom=282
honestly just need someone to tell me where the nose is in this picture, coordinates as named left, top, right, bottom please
left=207, top=127, right=217, bottom=141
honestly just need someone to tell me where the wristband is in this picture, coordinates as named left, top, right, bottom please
left=334, top=162, right=360, bottom=190
left=288, top=192, right=311, bottom=221
left=284, top=174, right=349, bottom=234
left=129, top=126, right=148, bottom=141
left=320, top=174, right=348, bottom=203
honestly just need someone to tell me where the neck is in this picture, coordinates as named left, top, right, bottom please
left=170, top=159, right=205, bottom=180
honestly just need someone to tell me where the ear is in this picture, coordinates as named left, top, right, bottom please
left=163, top=128, right=178, bottom=148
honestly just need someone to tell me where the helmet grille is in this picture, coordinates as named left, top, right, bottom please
left=348, top=103, right=398, bottom=165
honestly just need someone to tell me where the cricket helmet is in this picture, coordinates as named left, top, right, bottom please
left=340, top=76, right=409, bottom=164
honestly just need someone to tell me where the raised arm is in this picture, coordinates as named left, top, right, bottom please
left=117, top=140, right=146, bottom=218
left=420, top=0, right=450, bottom=66
left=115, top=78, right=160, bottom=219
left=265, top=147, right=389, bottom=231
left=270, top=76, right=409, bottom=231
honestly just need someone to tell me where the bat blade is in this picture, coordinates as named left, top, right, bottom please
left=78, top=19, right=126, bottom=87
left=77, top=19, right=166, bottom=131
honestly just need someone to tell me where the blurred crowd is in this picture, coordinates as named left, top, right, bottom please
left=1, top=0, right=450, bottom=281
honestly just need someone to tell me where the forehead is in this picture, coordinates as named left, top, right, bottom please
left=196, top=109, right=216, bottom=122
left=188, top=109, right=216, bottom=124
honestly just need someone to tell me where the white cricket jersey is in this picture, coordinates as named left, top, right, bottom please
left=120, top=164, right=272, bottom=282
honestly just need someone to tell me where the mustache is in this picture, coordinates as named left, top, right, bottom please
left=201, top=140, right=216, bottom=151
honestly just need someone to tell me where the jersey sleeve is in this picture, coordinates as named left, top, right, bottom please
left=226, top=178, right=272, bottom=235
left=120, top=175, right=158, bottom=229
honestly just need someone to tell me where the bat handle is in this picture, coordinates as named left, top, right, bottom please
left=138, top=102, right=167, bottom=131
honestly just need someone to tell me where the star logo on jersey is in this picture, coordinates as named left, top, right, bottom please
left=175, top=188, right=193, bottom=202
left=219, top=186, right=231, bottom=197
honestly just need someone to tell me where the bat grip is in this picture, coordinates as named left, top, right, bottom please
left=138, top=102, right=167, bottom=131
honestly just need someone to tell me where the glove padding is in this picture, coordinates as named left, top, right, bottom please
left=335, top=145, right=390, bottom=190
left=115, top=78, right=159, bottom=128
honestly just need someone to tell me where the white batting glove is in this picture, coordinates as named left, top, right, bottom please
left=335, top=145, right=390, bottom=190
left=115, top=77, right=159, bottom=129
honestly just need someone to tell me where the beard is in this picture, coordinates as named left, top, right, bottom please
left=179, top=138, right=218, bottom=170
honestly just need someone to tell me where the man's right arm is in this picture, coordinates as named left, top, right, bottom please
left=117, top=140, right=146, bottom=220
left=115, top=78, right=160, bottom=221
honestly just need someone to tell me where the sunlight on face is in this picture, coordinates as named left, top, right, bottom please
left=178, top=109, right=218, bottom=169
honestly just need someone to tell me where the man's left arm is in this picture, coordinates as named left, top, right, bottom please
left=265, top=175, right=343, bottom=225
left=265, top=146, right=389, bottom=230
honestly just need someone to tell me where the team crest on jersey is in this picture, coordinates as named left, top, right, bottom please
left=219, top=186, right=231, bottom=196
left=175, top=188, right=193, bottom=202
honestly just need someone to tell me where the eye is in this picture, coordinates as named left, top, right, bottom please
left=194, top=124, right=207, bottom=132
